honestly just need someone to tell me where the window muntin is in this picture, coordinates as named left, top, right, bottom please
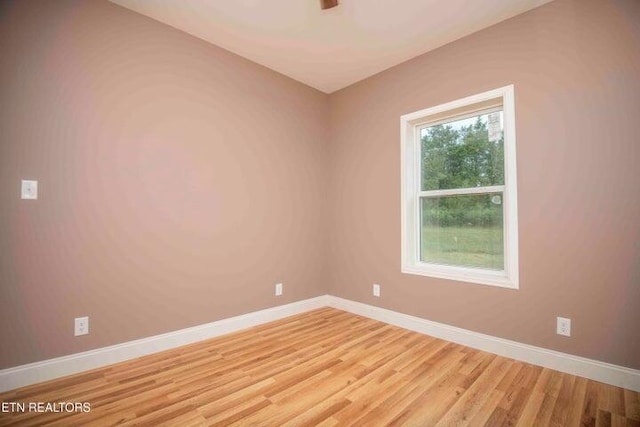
left=401, top=85, right=518, bottom=289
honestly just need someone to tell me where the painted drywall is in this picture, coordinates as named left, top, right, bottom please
left=1, top=0, right=639, bottom=373
left=0, top=0, right=329, bottom=369
left=328, top=0, right=640, bottom=369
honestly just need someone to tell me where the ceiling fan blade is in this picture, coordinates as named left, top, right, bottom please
left=320, top=0, right=339, bottom=10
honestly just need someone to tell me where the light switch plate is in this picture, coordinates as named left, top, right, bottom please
left=21, top=180, right=38, bottom=200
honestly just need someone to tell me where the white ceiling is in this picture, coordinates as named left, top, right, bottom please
left=110, top=0, right=553, bottom=93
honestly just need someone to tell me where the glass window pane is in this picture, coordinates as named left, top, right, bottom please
left=421, top=110, right=504, bottom=191
left=420, top=193, right=504, bottom=270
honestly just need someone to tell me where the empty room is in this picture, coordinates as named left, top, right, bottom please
left=1, top=0, right=639, bottom=425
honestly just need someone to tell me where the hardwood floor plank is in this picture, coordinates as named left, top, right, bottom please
left=549, top=373, right=575, bottom=427
left=596, top=409, right=613, bottom=427
left=583, top=378, right=602, bottom=427
left=533, top=370, right=564, bottom=426
left=350, top=350, right=468, bottom=425
left=281, top=398, right=350, bottom=427
left=566, top=377, right=590, bottom=426
left=315, top=416, right=339, bottom=427
left=196, top=377, right=276, bottom=418
left=0, top=308, right=638, bottom=427
left=467, top=388, right=505, bottom=426
left=204, top=395, right=270, bottom=426
left=434, top=356, right=512, bottom=426
left=624, top=388, right=640, bottom=420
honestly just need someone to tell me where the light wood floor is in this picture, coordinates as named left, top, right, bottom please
left=0, top=308, right=638, bottom=426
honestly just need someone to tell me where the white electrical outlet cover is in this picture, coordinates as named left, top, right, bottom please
left=21, top=180, right=38, bottom=200
left=373, top=284, right=381, bottom=297
left=557, top=317, right=571, bottom=337
left=75, top=317, right=89, bottom=336
left=275, top=283, right=283, bottom=296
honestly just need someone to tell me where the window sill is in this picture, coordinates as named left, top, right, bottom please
left=401, top=263, right=518, bottom=289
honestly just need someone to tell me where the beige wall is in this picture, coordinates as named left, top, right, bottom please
left=0, top=0, right=329, bottom=369
left=328, top=0, right=640, bottom=369
left=1, top=0, right=639, bottom=372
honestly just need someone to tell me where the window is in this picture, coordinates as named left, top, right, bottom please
left=401, top=85, right=519, bottom=289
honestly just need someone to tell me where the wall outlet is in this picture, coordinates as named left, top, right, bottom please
left=557, top=317, right=571, bottom=337
left=21, top=180, right=38, bottom=200
left=275, top=283, right=283, bottom=296
left=75, top=317, right=89, bottom=336
left=373, top=283, right=381, bottom=297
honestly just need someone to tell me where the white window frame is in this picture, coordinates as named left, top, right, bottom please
left=400, top=85, right=519, bottom=289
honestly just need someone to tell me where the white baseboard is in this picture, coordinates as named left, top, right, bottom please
left=0, top=295, right=330, bottom=393
left=326, top=296, right=640, bottom=392
left=2, top=294, right=638, bottom=394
